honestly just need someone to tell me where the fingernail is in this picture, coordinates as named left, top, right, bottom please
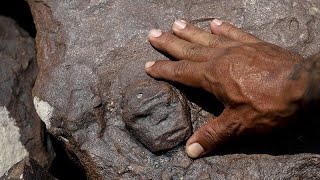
left=212, top=19, right=223, bottom=26
left=173, top=20, right=187, bottom=30
left=186, top=143, right=204, bottom=158
left=149, top=29, right=162, bottom=38
left=145, top=61, right=155, bottom=69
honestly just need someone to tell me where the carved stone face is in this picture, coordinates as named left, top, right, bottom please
left=121, top=79, right=192, bottom=152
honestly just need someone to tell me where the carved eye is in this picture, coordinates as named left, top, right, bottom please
left=121, top=79, right=192, bottom=152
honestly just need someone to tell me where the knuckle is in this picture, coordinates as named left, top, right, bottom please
left=226, top=25, right=237, bottom=35
left=165, top=35, right=176, bottom=46
left=237, top=32, right=257, bottom=42
left=201, top=126, right=222, bottom=145
left=173, top=61, right=189, bottom=78
left=199, top=119, right=241, bottom=147
left=238, top=44, right=257, bottom=53
left=208, top=36, right=225, bottom=47
left=191, top=27, right=202, bottom=38
left=238, top=33, right=249, bottom=41
left=225, top=120, right=242, bottom=136
left=183, top=44, right=200, bottom=58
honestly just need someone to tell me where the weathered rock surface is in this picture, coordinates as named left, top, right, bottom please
left=0, top=157, right=55, bottom=180
left=0, top=16, right=53, bottom=176
left=26, top=0, right=320, bottom=179
left=121, top=77, right=191, bottom=152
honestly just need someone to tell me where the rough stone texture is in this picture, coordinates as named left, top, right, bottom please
left=0, top=157, right=55, bottom=180
left=0, top=107, right=28, bottom=177
left=182, top=154, right=320, bottom=179
left=0, top=16, right=53, bottom=176
left=121, top=77, right=191, bottom=152
left=26, top=0, right=320, bottom=179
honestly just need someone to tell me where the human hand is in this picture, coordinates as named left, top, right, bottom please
left=145, top=19, right=309, bottom=158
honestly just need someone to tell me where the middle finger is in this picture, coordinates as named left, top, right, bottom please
left=148, top=29, right=222, bottom=62
left=171, top=20, right=242, bottom=48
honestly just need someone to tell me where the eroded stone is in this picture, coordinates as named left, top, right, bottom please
left=26, top=0, right=320, bottom=179
left=121, top=79, right=191, bottom=152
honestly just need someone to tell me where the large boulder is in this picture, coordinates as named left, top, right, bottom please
left=0, top=16, right=53, bottom=176
left=26, top=0, right=320, bottom=179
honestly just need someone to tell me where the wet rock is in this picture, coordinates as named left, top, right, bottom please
left=0, top=16, right=53, bottom=176
left=26, top=0, right=320, bottom=179
left=0, top=157, right=55, bottom=180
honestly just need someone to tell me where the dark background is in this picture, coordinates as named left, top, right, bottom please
left=0, top=0, right=36, bottom=37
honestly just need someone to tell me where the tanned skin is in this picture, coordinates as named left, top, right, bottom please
left=144, top=19, right=318, bottom=158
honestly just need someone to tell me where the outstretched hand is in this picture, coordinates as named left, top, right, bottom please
left=145, top=19, right=308, bottom=158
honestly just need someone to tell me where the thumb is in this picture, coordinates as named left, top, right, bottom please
left=185, top=109, right=241, bottom=158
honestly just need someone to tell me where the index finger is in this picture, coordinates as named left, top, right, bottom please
left=148, top=29, right=223, bottom=62
left=145, top=60, right=207, bottom=89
